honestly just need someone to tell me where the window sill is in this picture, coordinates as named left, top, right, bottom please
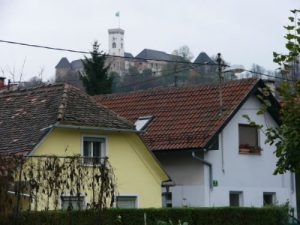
left=239, top=148, right=262, bottom=155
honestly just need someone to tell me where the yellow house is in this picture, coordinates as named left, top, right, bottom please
left=0, top=84, right=169, bottom=210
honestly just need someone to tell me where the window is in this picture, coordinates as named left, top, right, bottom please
left=116, top=196, right=137, bottom=208
left=61, top=195, right=85, bottom=210
left=229, top=191, right=243, bottom=206
left=162, top=192, right=172, bottom=208
left=263, top=192, right=276, bottom=206
left=112, top=42, right=116, bottom=48
left=239, top=124, right=260, bottom=154
left=82, top=137, right=106, bottom=164
left=134, top=116, right=153, bottom=131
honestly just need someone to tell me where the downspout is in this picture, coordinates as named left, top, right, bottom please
left=220, top=132, right=225, bottom=173
left=192, top=151, right=213, bottom=189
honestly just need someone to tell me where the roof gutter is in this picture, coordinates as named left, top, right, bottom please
left=53, top=123, right=140, bottom=133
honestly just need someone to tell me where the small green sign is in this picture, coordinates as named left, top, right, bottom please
left=213, top=180, right=218, bottom=187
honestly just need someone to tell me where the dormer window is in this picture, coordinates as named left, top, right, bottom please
left=135, top=116, right=153, bottom=131
left=112, top=42, right=116, bottom=48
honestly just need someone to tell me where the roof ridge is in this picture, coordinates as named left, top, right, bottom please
left=0, top=83, right=65, bottom=98
left=61, top=85, right=134, bottom=128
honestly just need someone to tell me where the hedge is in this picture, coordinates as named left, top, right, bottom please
left=0, top=207, right=288, bottom=225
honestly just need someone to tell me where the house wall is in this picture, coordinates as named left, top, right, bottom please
left=32, top=128, right=168, bottom=209
left=205, top=95, right=296, bottom=208
left=156, top=151, right=206, bottom=207
left=156, top=95, right=296, bottom=210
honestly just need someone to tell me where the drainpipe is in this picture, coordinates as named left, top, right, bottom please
left=220, top=132, right=225, bottom=173
left=192, top=151, right=213, bottom=189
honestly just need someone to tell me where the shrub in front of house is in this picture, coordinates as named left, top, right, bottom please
left=0, top=207, right=288, bottom=225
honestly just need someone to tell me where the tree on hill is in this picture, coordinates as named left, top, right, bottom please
left=172, top=45, right=194, bottom=62
left=80, top=41, right=113, bottom=95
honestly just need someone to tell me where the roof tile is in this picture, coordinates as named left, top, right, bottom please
left=95, top=79, right=259, bottom=152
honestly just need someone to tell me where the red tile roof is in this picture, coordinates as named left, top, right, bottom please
left=95, top=79, right=262, bottom=152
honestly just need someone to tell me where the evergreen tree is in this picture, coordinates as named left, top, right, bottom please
left=81, top=41, right=113, bottom=95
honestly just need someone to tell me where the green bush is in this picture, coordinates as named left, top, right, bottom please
left=0, top=207, right=288, bottom=225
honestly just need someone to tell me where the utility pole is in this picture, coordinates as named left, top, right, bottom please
left=217, top=53, right=224, bottom=115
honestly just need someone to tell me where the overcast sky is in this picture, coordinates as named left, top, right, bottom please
left=0, top=0, right=299, bottom=82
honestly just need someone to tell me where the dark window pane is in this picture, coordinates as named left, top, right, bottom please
left=239, top=125, right=258, bottom=147
left=83, top=141, right=92, bottom=164
left=263, top=193, right=275, bottom=205
left=93, top=142, right=101, bottom=164
left=230, top=193, right=240, bottom=206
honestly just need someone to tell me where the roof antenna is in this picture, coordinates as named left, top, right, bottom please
left=217, top=53, right=224, bottom=116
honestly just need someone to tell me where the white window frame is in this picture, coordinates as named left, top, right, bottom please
left=59, top=193, right=87, bottom=210
left=114, top=194, right=139, bottom=208
left=81, top=135, right=108, bottom=165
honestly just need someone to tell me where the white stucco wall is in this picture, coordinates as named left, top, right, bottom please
left=157, top=95, right=296, bottom=210
left=157, top=151, right=206, bottom=207
left=205, top=95, right=296, bottom=209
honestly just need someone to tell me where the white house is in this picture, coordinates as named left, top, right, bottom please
left=96, top=79, right=296, bottom=211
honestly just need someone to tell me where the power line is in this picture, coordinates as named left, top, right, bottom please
left=0, top=39, right=297, bottom=82
left=242, top=69, right=296, bottom=82
left=0, top=39, right=213, bottom=66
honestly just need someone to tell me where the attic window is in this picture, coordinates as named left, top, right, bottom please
left=135, top=116, right=152, bottom=131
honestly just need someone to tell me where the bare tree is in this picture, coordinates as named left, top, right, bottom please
left=172, top=45, right=194, bottom=62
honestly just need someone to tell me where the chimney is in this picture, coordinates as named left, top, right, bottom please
left=0, top=77, right=5, bottom=88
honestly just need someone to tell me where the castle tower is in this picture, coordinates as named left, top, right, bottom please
left=108, top=28, right=125, bottom=56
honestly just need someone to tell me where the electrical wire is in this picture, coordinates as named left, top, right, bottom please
left=0, top=39, right=297, bottom=82
left=0, top=39, right=213, bottom=66
left=242, top=69, right=296, bottom=82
